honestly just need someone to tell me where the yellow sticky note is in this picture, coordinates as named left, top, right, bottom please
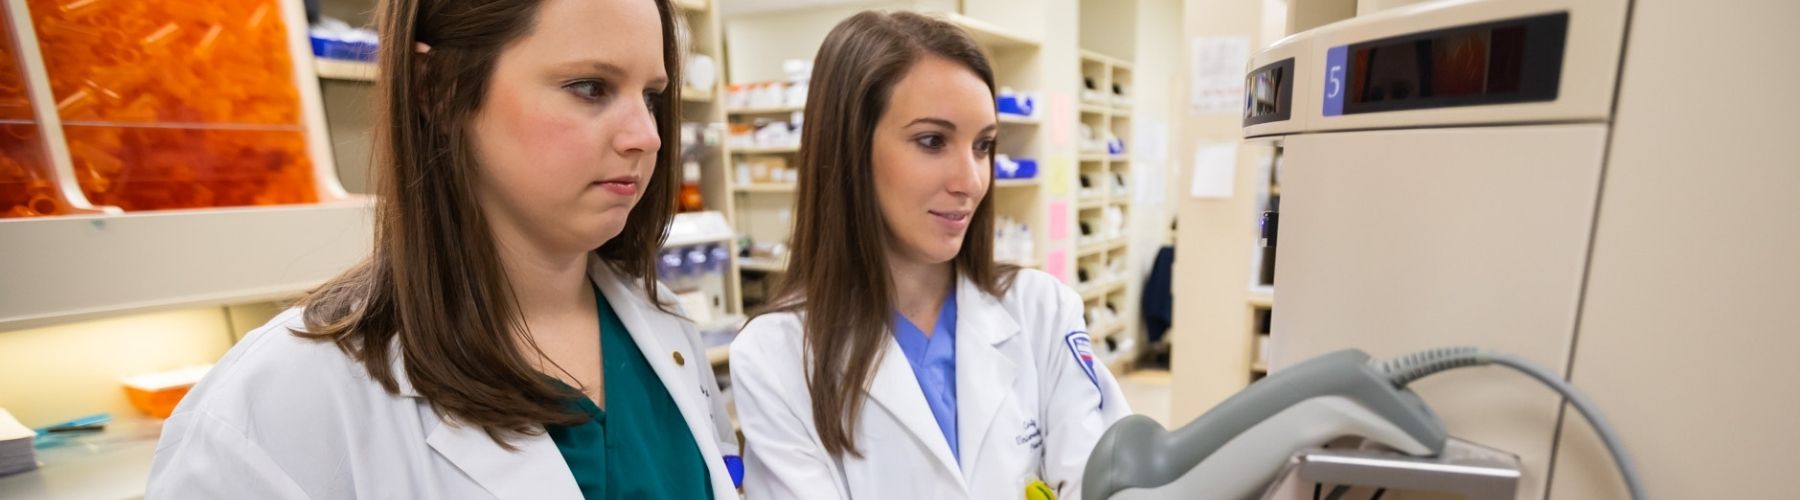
left=1046, top=154, right=1072, bottom=197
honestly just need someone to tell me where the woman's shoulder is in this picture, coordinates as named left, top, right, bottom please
left=733, top=309, right=802, bottom=345
left=728, top=310, right=806, bottom=367
left=172, top=308, right=401, bottom=432
left=998, top=268, right=1082, bottom=312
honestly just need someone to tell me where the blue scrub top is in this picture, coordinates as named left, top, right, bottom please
left=892, top=289, right=960, bottom=462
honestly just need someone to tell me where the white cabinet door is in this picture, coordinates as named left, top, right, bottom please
left=1271, top=124, right=1606, bottom=499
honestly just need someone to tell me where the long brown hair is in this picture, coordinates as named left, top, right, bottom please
left=295, top=0, right=684, bottom=445
left=767, top=10, right=1016, bottom=459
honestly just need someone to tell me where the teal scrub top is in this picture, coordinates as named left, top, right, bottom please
left=544, top=284, right=714, bottom=500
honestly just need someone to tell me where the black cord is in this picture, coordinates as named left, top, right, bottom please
left=1322, top=485, right=1352, bottom=500
left=1312, top=483, right=1322, bottom=500
left=1369, top=488, right=1387, bottom=500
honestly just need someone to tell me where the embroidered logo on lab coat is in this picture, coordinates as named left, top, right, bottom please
left=1016, top=419, right=1043, bottom=450
left=1064, top=331, right=1103, bottom=408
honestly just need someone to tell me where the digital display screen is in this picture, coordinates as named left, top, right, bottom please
left=1243, top=58, right=1294, bottom=126
left=1341, top=12, right=1567, bottom=115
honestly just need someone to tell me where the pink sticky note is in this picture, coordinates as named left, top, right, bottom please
left=1046, top=249, right=1070, bottom=283
left=1048, top=199, right=1071, bottom=241
left=1049, top=92, right=1073, bottom=147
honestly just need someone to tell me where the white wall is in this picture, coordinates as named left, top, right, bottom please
left=0, top=308, right=235, bottom=427
left=723, top=1, right=934, bottom=84
left=1079, top=0, right=1138, bottom=60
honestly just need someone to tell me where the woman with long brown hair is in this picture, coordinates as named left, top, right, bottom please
left=729, top=11, right=1129, bottom=500
left=146, top=0, right=739, bottom=497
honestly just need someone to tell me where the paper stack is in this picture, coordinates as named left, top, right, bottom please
left=0, top=408, right=37, bottom=477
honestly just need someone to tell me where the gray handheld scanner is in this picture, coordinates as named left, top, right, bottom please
left=1082, top=349, right=1449, bottom=500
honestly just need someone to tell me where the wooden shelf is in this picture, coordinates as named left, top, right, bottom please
left=1111, top=108, right=1132, bottom=117
left=1079, top=49, right=1113, bottom=66
left=1080, top=153, right=1109, bottom=162
left=707, top=346, right=730, bottom=365
left=1087, top=321, right=1116, bottom=338
left=1252, top=361, right=1269, bottom=373
left=728, top=105, right=804, bottom=115
left=672, top=0, right=708, bottom=11
left=739, top=257, right=788, bottom=273
left=681, top=86, right=714, bottom=103
left=314, top=59, right=375, bottom=82
left=732, top=145, right=800, bottom=155
left=999, top=114, right=1041, bottom=125
left=1079, top=280, right=1127, bottom=301
left=0, top=201, right=375, bottom=330
left=994, top=178, right=1040, bottom=188
left=999, top=258, right=1039, bottom=268
left=1078, top=198, right=1105, bottom=210
left=940, top=13, right=1039, bottom=50
left=1079, top=103, right=1109, bottom=115
left=733, top=183, right=796, bottom=193
left=664, top=211, right=735, bottom=248
left=1079, top=239, right=1127, bottom=256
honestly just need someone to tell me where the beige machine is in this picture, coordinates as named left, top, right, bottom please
left=1242, top=0, right=1799, bottom=498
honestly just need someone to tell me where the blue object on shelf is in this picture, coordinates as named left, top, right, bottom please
left=1107, top=138, right=1126, bottom=156
left=997, top=92, right=1036, bottom=118
left=996, top=157, right=1038, bottom=179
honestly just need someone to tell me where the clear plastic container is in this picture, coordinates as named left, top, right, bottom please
left=1, top=7, right=62, bottom=218
left=25, top=0, right=319, bottom=212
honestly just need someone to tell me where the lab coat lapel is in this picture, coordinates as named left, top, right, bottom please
left=865, top=334, right=968, bottom=488
left=426, top=418, right=581, bottom=499
left=953, top=273, right=1021, bottom=478
left=589, top=259, right=735, bottom=495
left=400, top=338, right=581, bottom=499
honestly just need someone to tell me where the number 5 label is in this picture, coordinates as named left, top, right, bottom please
left=1323, top=45, right=1347, bottom=116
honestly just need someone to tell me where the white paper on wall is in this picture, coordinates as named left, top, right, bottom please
left=1190, top=36, right=1250, bottom=115
left=1189, top=142, right=1238, bottom=200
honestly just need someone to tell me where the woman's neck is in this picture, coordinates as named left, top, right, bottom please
left=888, top=252, right=954, bottom=333
left=491, top=225, right=594, bottom=329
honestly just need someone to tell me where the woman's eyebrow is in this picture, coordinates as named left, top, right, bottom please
left=552, top=60, right=669, bottom=90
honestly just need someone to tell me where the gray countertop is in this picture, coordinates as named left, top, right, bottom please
left=0, top=420, right=160, bottom=500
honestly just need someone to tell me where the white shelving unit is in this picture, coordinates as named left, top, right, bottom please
left=672, top=0, right=747, bottom=367
left=954, top=12, right=1050, bottom=278
left=1072, top=47, right=1139, bottom=368
left=313, top=59, right=375, bottom=82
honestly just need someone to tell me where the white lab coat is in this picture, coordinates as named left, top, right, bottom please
left=146, top=259, right=740, bottom=499
left=729, top=269, right=1130, bottom=500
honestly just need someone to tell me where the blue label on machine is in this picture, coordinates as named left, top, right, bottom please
left=1322, top=45, right=1347, bottom=117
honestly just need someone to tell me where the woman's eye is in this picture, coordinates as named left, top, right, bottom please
left=976, top=138, right=996, bottom=156
left=915, top=134, right=947, bottom=150
left=565, top=80, right=606, bottom=100
left=644, top=91, right=663, bottom=114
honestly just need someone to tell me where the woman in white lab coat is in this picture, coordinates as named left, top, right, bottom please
left=146, top=0, right=739, bottom=498
left=729, top=11, right=1130, bottom=500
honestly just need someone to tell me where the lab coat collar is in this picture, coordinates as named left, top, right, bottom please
left=952, top=271, right=1021, bottom=478
left=867, top=334, right=968, bottom=488
left=863, top=271, right=1022, bottom=490
left=589, top=257, right=737, bottom=496
left=405, top=255, right=729, bottom=498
